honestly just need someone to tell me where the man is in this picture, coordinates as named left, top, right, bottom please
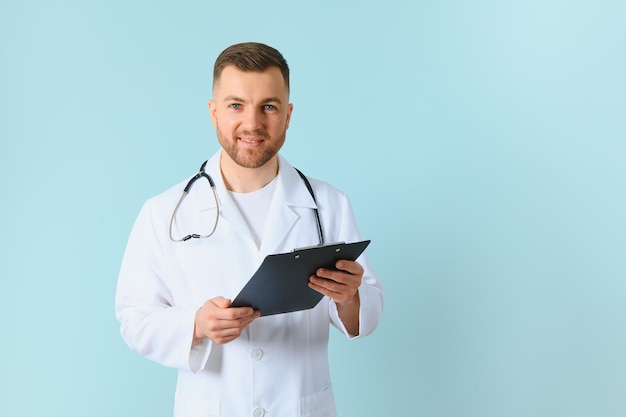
left=116, top=42, right=384, bottom=417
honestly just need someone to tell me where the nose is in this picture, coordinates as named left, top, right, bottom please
left=241, top=107, right=264, bottom=131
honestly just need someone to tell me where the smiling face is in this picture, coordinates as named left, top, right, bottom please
left=208, top=65, right=293, bottom=170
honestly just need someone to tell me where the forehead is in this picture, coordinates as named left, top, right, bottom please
left=213, top=66, right=289, bottom=100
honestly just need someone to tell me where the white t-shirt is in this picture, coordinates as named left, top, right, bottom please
left=228, top=176, right=278, bottom=248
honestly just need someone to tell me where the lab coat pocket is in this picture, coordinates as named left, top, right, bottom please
left=174, top=391, right=221, bottom=417
left=298, top=384, right=337, bottom=417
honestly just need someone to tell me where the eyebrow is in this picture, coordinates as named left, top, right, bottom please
left=223, top=95, right=284, bottom=105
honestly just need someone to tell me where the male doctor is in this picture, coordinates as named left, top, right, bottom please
left=116, top=42, right=384, bottom=417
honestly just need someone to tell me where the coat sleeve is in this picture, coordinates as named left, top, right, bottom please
left=115, top=200, right=212, bottom=373
left=327, top=193, right=384, bottom=339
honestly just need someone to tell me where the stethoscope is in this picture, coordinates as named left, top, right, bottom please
left=169, top=160, right=325, bottom=245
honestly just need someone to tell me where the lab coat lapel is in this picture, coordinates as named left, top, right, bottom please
left=259, top=192, right=298, bottom=256
left=191, top=152, right=317, bottom=254
left=259, top=155, right=317, bottom=256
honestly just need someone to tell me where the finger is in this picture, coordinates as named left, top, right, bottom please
left=308, top=279, right=333, bottom=297
left=316, top=260, right=363, bottom=280
left=334, top=260, right=364, bottom=275
left=209, top=308, right=257, bottom=323
left=209, top=327, right=246, bottom=344
left=309, top=279, right=354, bottom=303
left=233, top=311, right=261, bottom=326
left=230, top=307, right=259, bottom=319
left=208, top=297, right=257, bottom=319
left=201, top=301, right=256, bottom=323
left=310, top=275, right=359, bottom=302
left=205, top=312, right=257, bottom=334
left=219, top=316, right=257, bottom=332
left=315, top=268, right=360, bottom=286
left=310, top=274, right=345, bottom=293
left=315, top=268, right=343, bottom=282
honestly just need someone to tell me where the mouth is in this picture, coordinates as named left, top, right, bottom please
left=239, top=136, right=264, bottom=144
left=237, top=131, right=268, bottom=146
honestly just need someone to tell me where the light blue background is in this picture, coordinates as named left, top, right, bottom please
left=1, top=1, right=625, bottom=416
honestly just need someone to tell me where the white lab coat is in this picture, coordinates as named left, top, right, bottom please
left=116, top=151, right=384, bottom=417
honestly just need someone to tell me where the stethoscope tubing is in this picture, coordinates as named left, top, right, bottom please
left=169, top=161, right=220, bottom=242
left=169, top=161, right=324, bottom=245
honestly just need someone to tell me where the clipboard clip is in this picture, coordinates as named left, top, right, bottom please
left=291, top=241, right=346, bottom=252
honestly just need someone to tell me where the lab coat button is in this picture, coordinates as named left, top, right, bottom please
left=253, top=407, right=265, bottom=417
left=250, top=348, right=264, bottom=360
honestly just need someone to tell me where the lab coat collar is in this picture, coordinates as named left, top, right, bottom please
left=275, top=154, right=318, bottom=210
left=191, top=150, right=318, bottom=254
left=193, top=150, right=317, bottom=211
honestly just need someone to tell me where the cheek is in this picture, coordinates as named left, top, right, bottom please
left=215, top=114, right=239, bottom=132
left=271, top=116, right=290, bottom=133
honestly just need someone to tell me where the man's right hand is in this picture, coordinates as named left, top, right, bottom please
left=193, top=296, right=260, bottom=345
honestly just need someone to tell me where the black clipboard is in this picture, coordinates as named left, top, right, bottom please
left=231, top=240, right=371, bottom=316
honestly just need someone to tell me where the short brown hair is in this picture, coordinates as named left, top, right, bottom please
left=213, top=42, right=290, bottom=91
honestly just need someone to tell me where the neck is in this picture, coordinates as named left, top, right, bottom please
left=220, top=151, right=279, bottom=193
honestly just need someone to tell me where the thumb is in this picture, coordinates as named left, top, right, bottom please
left=211, top=296, right=232, bottom=309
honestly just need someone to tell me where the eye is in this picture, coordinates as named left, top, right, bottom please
left=263, top=104, right=276, bottom=111
left=229, top=103, right=241, bottom=110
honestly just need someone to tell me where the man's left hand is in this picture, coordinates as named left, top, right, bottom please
left=309, top=259, right=363, bottom=305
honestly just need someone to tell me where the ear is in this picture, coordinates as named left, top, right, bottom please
left=208, top=100, right=217, bottom=127
left=285, top=103, right=293, bottom=130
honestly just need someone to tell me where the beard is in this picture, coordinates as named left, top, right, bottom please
left=216, top=126, right=286, bottom=169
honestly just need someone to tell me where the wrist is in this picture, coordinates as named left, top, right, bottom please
left=192, top=308, right=205, bottom=346
left=336, top=291, right=360, bottom=313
